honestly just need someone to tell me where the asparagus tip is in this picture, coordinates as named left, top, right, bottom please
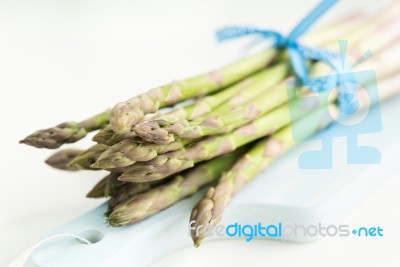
left=194, top=239, right=202, bottom=248
left=20, top=122, right=87, bottom=149
left=45, top=149, right=82, bottom=171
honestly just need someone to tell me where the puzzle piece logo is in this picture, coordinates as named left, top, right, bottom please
left=286, top=42, right=382, bottom=169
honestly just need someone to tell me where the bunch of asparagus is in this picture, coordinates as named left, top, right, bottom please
left=21, top=4, right=400, bottom=247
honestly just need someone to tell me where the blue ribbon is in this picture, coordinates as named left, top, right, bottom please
left=216, top=0, right=358, bottom=115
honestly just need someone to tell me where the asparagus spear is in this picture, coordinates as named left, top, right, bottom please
left=92, top=14, right=365, bottom=145
left=95, top=61, right=291, bottom=147
left=108, top=68, right=400, bottom=228
left=20, top=110, right=110, bottom=149
left=90, top=61, right=289, bottom=146
left=302, top=10, right=366, bottom=46
left=304, top=2, right=400, bottom=51
left=68, top=144, right=108, bottom=170
left=108, top=147, right=248, bottom=226
left=109, top=4, right=396, bottom=137
left=86, top=172, right=123, bottom=198
left=92, top=125, right=126, bottom=146
left=190, top=105, right=336, bottom=246
left=93, top=62, right=288, bottom=145
left=86, top=178, right=108, bottom=198
left=132, top=86, right=288, bottom=144
left=92, top=63, right=292, bottom=168
left=107, top=180, right=167, bottom=214
left=132, top=61, right=291, bottom=143
left=93, top=66, right=294, bottom=168
left=22, top=5, right=397, bottom=149
left=132, top=75, right=304, bottom=144
left=118, top=89, right=328, bottom=182
left=109, top=49, right=280, bottom=134
left=92, top=138, right=192, bottom=169
left=80, top=39, right=400, bottom=175
left=190, top=69, right=400, bottom=246
left=94, top=62, right=321, bottom=169
left=45, top=149, right=83, bottom=171
left=156, top=61, right=289, bottom=120
left=118, top=40, right=399, bottom=183
left=88, top=171, right=168, bottom=199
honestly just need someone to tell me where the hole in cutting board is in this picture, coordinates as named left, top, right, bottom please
left=77, top=229, right=104, bottom=244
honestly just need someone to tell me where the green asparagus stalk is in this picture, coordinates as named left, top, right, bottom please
left=92, top=125, right=126, bottom=146
left=94, top=64, right=312, bottom=168
left=22, top=4, right=397, bottom=150
left=107, top=180, right=167, bottom=214
left=91, top=39, right=400, bottom=176
left=94, top=62, right=288, bottom=146
left=302, top=10, right=366, bottom=46
left=155, top=61, right=289, bottom=120
left=95, top=61, right=291, bottom=147
left=132, top=62, right=291, bottom=144
left=108, top=69, right=400, bottom=229
left=86, top=172, right=123, bottom=198
left=125, top=12, right=399, bottom=147
left=190, top=105, right=336, bottom=246
left=86, top=176, right=108, bottom=198
left=85, top=12, right=383, bottom=146
left=45, top=149, right=83, bottom=171
left=110, top=4, right=397, bottom=136
left=92, top=63, right=292, bottom=168
left=132, top=84, right=290, bottom=144
left=20, top=110, right=110, bottom=149
left=92, top=138, right=193, bottom=169
left=109, top=49, right=281, bottom=134
left=190, top=69, right=400, bottom=247
left=93, top=62, right=289, bottom=146
left=68, top=144, right=108, bottom=170
left=118, top=40, right=400, bottom=183
left=103, top=172, right=125, bottom=197
left=117, top=89, right=327, bottom=182
left=303, top=3, right=400, bottom=50
left=93, top=66, right=294, bottom=167
left=321, top=2, right=400, bottom=51
left=88, top=171, right=169, bottom=199
left=107, top=146, right=248, bottom=226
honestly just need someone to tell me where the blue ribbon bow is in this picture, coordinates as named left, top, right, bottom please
left=216, top=0, right=358, bottom=115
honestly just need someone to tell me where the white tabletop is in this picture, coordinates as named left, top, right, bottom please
left=0, top=0, right=398, bottom=266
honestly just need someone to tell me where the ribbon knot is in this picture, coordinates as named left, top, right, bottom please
left=216, top=0, right=364, bottom=115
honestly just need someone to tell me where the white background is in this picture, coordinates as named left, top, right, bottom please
left=0, top=0, right=398, bottom=266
